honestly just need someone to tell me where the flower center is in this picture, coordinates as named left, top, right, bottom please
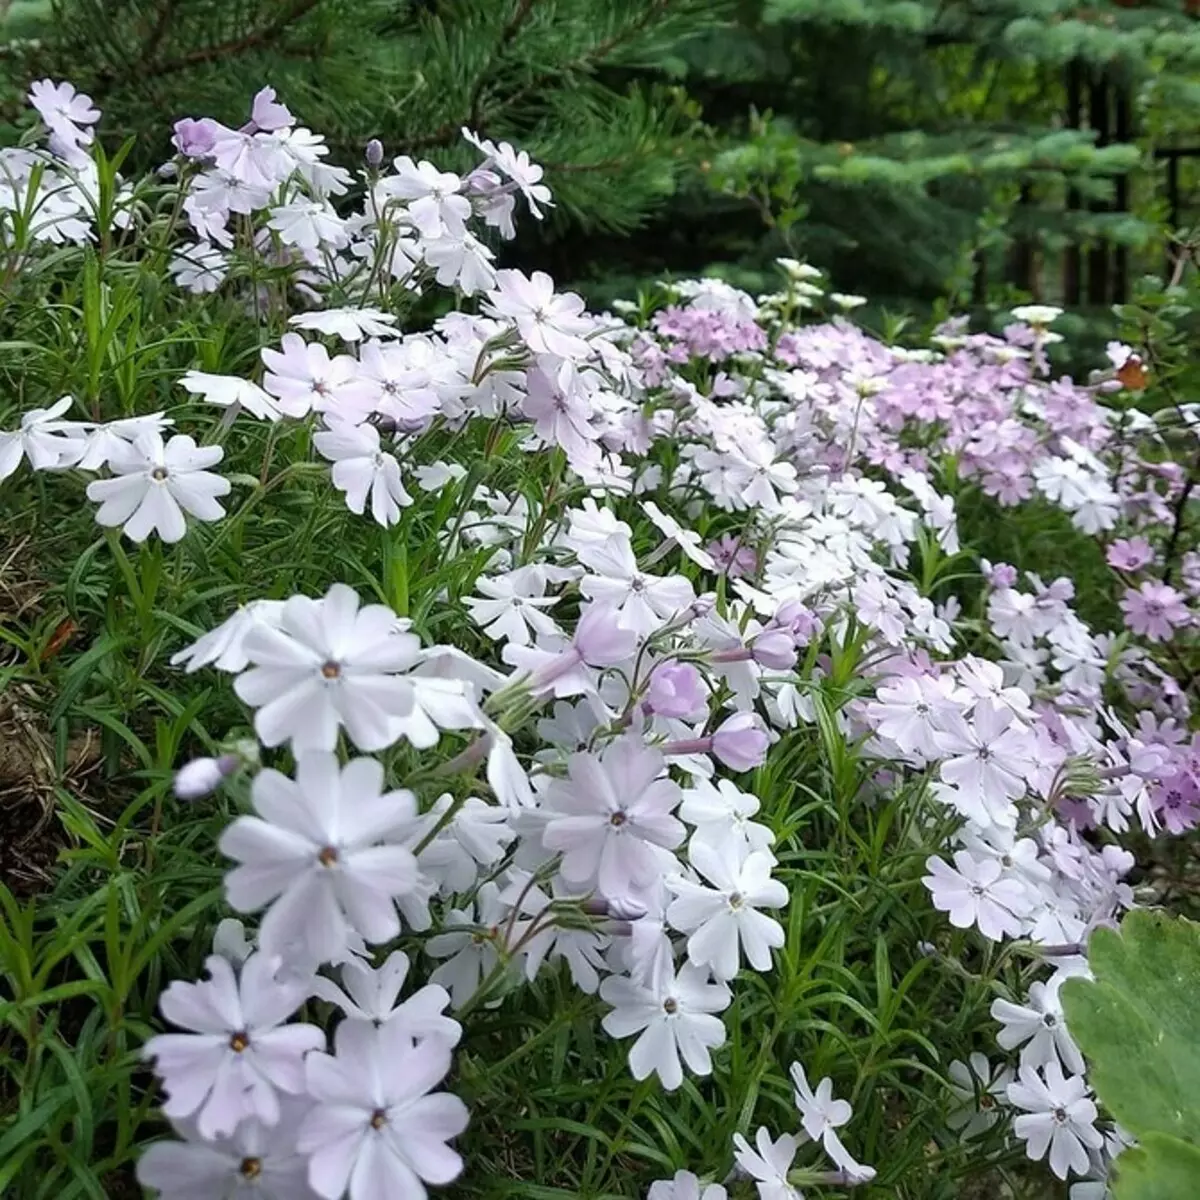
left=240, top=1157, right=262, bottom=1179
left=662, top=997, right=678, bottom=1015
left=318, top=845, right=339, bottom=867
left=728, top=891, right=745, bottom=910
left=979, top=1094, right=995, bottom=1110
left=150, top=466, right=169, bottom=482
left=1052, top=1106, right=1068, bottom=1124
left=609, top=810, right=628, bottom=827
left=321, top=660, right=341, bottom=679
left=370, top=1108, right=388, bottom=1130
left=969, top=884, right=985, bottom=897
left=1042, top=1013, right=1057, bottom=1028
left=229, top=1031, right=250, bottom=1053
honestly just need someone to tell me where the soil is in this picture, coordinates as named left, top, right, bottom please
left=0, top=536, right=101, bottom=896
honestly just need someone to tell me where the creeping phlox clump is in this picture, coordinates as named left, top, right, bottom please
left=3, top=81, right=1198, bottom=1200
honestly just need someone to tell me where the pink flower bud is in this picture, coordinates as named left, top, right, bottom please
left=171, top=117, right=219, bottom=159
left=773, top=600, right=819, bottom=643
left=711, top=712, right=770, bottom=772
left=644, top=661, right=707, bottom=718
left=751, top=629, right=798, bottom=670
left=365, top=138, right=384, bottom=168
left=984, top=561, right=1018, bottom=588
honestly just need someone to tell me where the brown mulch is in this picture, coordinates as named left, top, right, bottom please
left=0, top=536, right=102, bottom=897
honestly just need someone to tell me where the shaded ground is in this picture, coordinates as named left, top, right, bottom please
left=0, top=535, right=100, bottom=896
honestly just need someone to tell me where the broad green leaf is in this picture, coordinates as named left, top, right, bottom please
left=1112, top=1133, right=1200, bottom=1200
left=1061, top=910, right=1200, bottom=1145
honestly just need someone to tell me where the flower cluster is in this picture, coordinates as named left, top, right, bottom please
left=4, top=81, right=1199, bottom=1200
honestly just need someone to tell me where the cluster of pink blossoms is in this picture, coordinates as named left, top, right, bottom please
left=3, top=81, right=1199, bottom=1200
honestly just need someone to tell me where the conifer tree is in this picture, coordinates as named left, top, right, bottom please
left=611, top=0, right=1200, bottom=310
left=3, top=0, right=726, bottom=234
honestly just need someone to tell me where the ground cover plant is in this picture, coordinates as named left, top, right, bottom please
left=0, top=81, right=1198, bottom=1200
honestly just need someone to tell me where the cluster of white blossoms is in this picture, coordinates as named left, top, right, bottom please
left=5, top=82, right=1199, bottom=1200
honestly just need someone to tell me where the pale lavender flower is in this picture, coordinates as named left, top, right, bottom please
left=220, top=753, right=421, bottom=964
left=1105, top=537, right=1154, bottom=572
left=298, top=1020, right=468, bottom=1199
left=945, top=1053, right=1013, bottom=1139
left=314, top=418, right=413, bottom=527
left=233, top=583, right=423, bottom=752
left=170, top=599, right=286, bottom=674
left=667, top=841, right=787, bottom=979
left=85, top=431, right=230, bottom=543
left=1120, top=581, right=1190, bottom=642
left=711, top=712, right=770, bottom=772
left=0, top=396, right=81, bottom=480
left=731, top=1128, right=802, bottom=1200
left=143, top=954, right=323, bottom=1140
left=923, top=851, right=1030, bottom=941
left=290, top=308, right=398, bottom=342
left=310, top=950, right=460, bottom=1045
left=1007, top=1061, right=1103, bottom=1180
left=600, top=962, right=730, bottom=1090
left=250, top=86, right=294, bottom=132
left=541, top=734, right=685, bottom=900
left=136, top=1097, right=316, bottom=1199
left=486, top=269, right=591, bottom=359
left=647, top=1170, right=727, bottom=1200
left=644, top=661, right=708, bottom=719
left=261, top=333, right=376, bottom=420
left=991, top=978, right=1085, bottom=1074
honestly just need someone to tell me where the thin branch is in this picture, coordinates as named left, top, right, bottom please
left=136, top=0, right=324, bottom=81
left=1162, top=470, right=1197, bottom=587
left=141, top=0, right=176, bottom=68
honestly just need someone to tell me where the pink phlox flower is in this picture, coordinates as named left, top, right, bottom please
left=1119, top=581, right=1190, bottom=642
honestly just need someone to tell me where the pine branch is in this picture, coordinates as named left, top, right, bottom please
left=141, top=0, right=175, bottom=66
left=137, top=0, right=324, bottom=80
left=410, top=0, right=687, bottom=150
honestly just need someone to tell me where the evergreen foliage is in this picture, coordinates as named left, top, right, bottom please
left=5, top=0, right=1200, bottom=311
left=589, top=0, right=1200, bottom=312
left=2, top=0, right=727, bottom=235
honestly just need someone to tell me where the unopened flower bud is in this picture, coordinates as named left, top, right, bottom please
left=607, top=896, right=649, bottom=922
left=174, top=753, right=239, bottom=799
left=711, top=712, right=770, bottom=772
left=213, top=917, right=254, bottom=965
left=983, top=560, right=1018, bottom=589
left=581, top=895, right=647, bottom=922
left=773, top=600, right=819, bottom=642
left=574, top=606, right=638, bottom=667
left=750, top=629, right=798, bottom=671
left=365, top=138, right=384, bottom=168
left=644, top=661, right=706, bottom=718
